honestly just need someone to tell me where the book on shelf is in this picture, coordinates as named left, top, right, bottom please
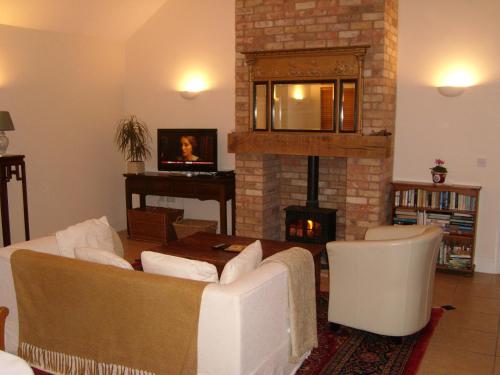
left=449, top=254, right=471, bottom=259
left=393, top=218, right=417, bottom=225
left=452, top=212, right=475, bottom=218
left=447, top=258, right=472, bottom=270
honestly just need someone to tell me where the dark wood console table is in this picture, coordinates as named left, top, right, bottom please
left=0, top=155, right=30, bottom=246
left=124, top=172, right=235, bottom=235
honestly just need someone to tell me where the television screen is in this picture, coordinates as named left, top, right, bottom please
left=157, top=129, right=217, bottom=172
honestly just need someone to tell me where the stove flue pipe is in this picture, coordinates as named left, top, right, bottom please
left=306, top=156, right=319, bottom=208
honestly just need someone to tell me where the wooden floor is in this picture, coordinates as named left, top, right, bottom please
left=119, top=230, right=156, bottom=263
left=121, top=232, right=500, bottom=375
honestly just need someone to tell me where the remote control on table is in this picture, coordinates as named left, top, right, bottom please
left=212, top=243, right=228, bottom=250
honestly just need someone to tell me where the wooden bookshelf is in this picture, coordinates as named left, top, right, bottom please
left=391, top=181, right=481, bottom=275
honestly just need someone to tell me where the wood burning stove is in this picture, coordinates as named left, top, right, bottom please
left=285, top=205, right=336, bottom=244
left=285, top=156, right=337, bottom=244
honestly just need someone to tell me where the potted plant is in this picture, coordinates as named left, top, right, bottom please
left=115, top=115, right=152, bottom=174
left=430, top=159, right=448, bottom=183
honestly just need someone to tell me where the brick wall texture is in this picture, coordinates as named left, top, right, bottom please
left=234, top=0, right=398, bottom=240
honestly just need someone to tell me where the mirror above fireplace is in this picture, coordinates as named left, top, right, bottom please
left=246, top=46, right=367, bottom=134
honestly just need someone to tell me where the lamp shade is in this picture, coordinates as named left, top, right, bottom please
left=0, top=112, right=14, bottom=131
left=437, top=86, right=466, bottom=97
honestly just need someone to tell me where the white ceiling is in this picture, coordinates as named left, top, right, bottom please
left=0, top=0, right=168, bottom=41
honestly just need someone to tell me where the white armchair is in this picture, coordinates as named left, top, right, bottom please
left=326, top=225, right=443, bottom=336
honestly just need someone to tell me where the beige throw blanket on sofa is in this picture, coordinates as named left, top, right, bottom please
left=11, top=249, right=207, bottom=375
left=261, top=247, right=318, bottom=363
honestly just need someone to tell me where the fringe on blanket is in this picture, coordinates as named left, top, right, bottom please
left=20, top=342, right=155, bottom=375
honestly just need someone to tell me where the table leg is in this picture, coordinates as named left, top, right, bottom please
left=231, top=199, right=236, bottom=235
left=125, top=188, right=132, bottom=235
left=313, top=253, right=321, bottom=297
left=0, top=174, right=10, bottom=247
left=220, top=200, right=228, bottom=235
left=20, top=163, right=30, bottom=241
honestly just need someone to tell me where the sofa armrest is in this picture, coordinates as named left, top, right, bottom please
left=0, top=306, right=8, bottom=351
left=198, top=262, right=291, bottom=375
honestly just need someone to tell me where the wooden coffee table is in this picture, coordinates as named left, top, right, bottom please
left=150, top=232, right=324, bottom=294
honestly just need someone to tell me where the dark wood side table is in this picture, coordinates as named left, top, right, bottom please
left=124, top=172, right=235, bottom=235
left=0, top=155, right=30, bottom=246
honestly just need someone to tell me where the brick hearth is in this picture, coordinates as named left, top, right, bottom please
left=233, top=0, right=398, bottom=241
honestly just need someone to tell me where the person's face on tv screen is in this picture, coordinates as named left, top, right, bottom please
left=180, top=136, right=193, bottom=159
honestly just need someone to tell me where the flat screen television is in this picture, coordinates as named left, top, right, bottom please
left=157, top=128, right=218, bottom=173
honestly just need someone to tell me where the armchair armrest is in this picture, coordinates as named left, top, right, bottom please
left=364, top=225, right=427, bottom=240
left=0, top=306, right=8, bottom=351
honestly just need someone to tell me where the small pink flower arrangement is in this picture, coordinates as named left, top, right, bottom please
left=430, top=159, right=447, bottom=174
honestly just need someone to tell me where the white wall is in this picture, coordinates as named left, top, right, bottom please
left=395, top=0, right=500, bottom=272
left=0, top=24, right=125, bottom=243
left=124, top=0, right=235, bottom=231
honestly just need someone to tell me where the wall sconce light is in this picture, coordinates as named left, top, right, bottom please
left=436, top=66, right=475, bottom=97
left=179, top=91, right=200, bottom=100
left=437, top=86, right=466, bottom=97
left=178, top=74, right=207, bottom=100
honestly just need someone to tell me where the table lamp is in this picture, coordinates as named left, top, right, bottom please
left=0, top=111, right=15, bottom=155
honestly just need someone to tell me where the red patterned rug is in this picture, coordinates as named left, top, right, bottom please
left=297, top=294, right=443, bottom=375
left=33, top=293, right=441, bottom=375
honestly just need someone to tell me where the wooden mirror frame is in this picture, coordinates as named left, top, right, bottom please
left=253, top=82, right=268, bottom=130
left=244, top=46, right=368, bottom=134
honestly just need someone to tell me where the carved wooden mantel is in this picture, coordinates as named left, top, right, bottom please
left=228, top=132, right=392, bottom=159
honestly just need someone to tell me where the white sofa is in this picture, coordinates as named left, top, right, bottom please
left=0, top=351, right=33, bottom=375
left=327, top=225, right=443, bottom=337
left=0, top=236, right=306, bottom=375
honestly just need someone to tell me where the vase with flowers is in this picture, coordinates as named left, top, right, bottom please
left=430, top=159, right=447, bottom=183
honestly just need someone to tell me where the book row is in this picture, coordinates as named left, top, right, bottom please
left=393, top=210, right=475, bottom=236
left=394, top=189, right=476, bottom=211
left=437, top=241, right=472, bottom=270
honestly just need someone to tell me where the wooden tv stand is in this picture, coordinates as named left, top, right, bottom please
left=124, top=172, right=235, bottom=235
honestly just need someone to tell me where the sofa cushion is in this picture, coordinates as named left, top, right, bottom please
left=111, top=228, right=125, bottom=258
left=55, top=216, right=115, bottom=258
left=75, top=247, right=133, bottom=270
left=141, top=251, right=219, bottom=282
left=219, top=240, right=262, bottom=285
